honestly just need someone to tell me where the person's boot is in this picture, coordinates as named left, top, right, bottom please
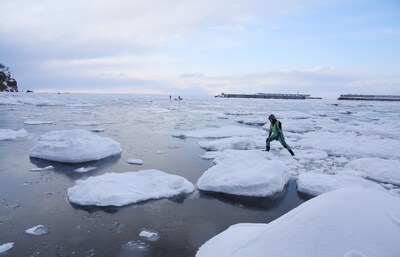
left=288, top=149, right=295, bottom=156
left=265, top=139, right=270, bottom=151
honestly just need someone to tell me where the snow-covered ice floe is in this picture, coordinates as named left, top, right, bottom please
left=173, top=125, right=264, bottom=139
left=0, top=128, right=28, bottom=140
left=25, top=225, right=49, bottom=236
left=29, top=129, right=122, bottom=163
left=297, top=173, right=387, bottom=196
left=24, top=120, right=53, bottom=125
left=67, top=170, right=195, bottom=206
left=0, top=242, right=14, bottom=254
left=127, top=158, right=144, bottom=165
left=197, top=150, right=289, bottom=197
left=196, top=188, right=400, bottom=257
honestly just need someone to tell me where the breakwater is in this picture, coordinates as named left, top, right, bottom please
left=215, top=93, right=318, bottom=100
left=338, top=94, right=400, bottom=101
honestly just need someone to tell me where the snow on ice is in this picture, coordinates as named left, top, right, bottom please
left=0, top=128, right=28, bottom=140
left=24, top=120, right=53, bottom=125
left=0, top=242, right=14, bottom=254
left=25, top=225, right=49, bottom=236
left=67, top=170, right=195, bottom=206
left=297, top=173, right=386, bottom=196
left=127, top=158, right=144, bottom=165
left=197, top=150, right=290, bottom=197
left=196, top=188, right=400, bottom=257
left=29, top=129, right=123, bottom=163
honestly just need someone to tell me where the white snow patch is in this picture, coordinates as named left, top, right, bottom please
left=25, top=225, right=49, bottom=236
left=0, top=242, right=14, bottom=253
left=197, top=188, right=400, bottom=257
left=127, top=159, right=143, bottom=165
left=67, top=170, right=195, bottom=206
left=24, top=120, right=53, bottom=125
left=0, top=128, right=28, bottom=140
left=29, top=129, right=122, bottom=163
left=347, top=158, right=400, bottom=185
left=197, top=150, right=289, bottom=197
left=297, top=173, right=386, bottom=196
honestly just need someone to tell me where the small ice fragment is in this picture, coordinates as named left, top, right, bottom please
left=91, top=128, right=105, bottom=132
left=74, top=166, right=97, bottom=173
left=25, top=225, right=49, bottom=236
left=30, top=166, right=54, bottom=172
left=0, top=242, right=14, bottom=253
left=139, top=228, right=159, bottom=241
left=120, top=240, right=149, bottom=251
left=127, top=159, right=143, bottom=165
left=156, top=151, right=165, bottom=154
left=24, top=120, right=53, bottom=125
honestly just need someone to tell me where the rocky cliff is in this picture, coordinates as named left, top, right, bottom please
left=0, top=65, right=18, bottom=92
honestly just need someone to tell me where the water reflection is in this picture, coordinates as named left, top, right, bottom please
left=29, top=155, right=121, bottom=180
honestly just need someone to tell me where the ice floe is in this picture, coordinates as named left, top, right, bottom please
left=0, top=128, right=28, bottom=140
left=25, top=225, right=49, bottom=236
left=29, top=129, right=122, bottom=163
left=127, top=158, right=144, bottom=165
left=0, top=242, right=14, bottom=254
left=196, top=188, right=400, bottom=257
left=197, top=150, right=289, bottom=197
left=297, top=173, right=386, bottom=196
left=67, top=170, right=195, bottom=206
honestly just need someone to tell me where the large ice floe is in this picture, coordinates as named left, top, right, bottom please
left=197, top=150, right=290, bottom=197
left=29, top=129, right=122, bottom=163
left=67, top=170, right=195, bottom=206
left=196, top=188, right=400, bottom=257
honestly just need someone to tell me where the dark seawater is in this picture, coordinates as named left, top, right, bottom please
left=0, top=94, right=308, bottom=257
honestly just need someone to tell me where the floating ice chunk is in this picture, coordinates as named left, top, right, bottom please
left=120, top=240, right=149, bottom=251
left=224, top=111, right=253, bottom=116
left=30, top=165, right=54, bottom=172
left=25, top=225, right=49, bottom=236
left=300, top=131, right=400, bottom=159
left=74, top=166, right=96, bottom=173
left=347, top=158, right=400, bottom=185
left=29, top=129, right=123, bottom=163
left=67, top=170, right=195, bottom=206
left=90, top=128, right=105, bottom=132
left=24, top=120, right=53, bottom=125
left=197, top=150, right=289, bottom=197
left=297, top=173, right=386, bottom=196
left=156, top=151, right=165, bottom=155
left=198, top=136, right=265, bottom=151
left=0, top=129, right=28, bottom=140
left=174, top=125, right=263, bottom=139
left=139, top=228, right=159, bottom=241
left=0, top=242, right=14, bottom=253
left=127, top=159, right=143, bottom=165
left=196, top=188, right=400, bottom=257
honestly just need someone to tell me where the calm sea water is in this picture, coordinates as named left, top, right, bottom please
left=0, top=93, right=311, bottom=257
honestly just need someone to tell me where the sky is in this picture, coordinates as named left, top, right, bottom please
left=1, top=0, right=399, bottom=98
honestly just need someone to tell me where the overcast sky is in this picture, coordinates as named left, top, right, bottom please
left=1, top=0, right=399, bottom=98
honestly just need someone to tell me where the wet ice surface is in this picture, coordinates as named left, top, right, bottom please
left=1, top=93, right=399, bottom=256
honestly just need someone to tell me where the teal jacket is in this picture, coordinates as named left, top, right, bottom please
left=269, top=120, right=283, bottom=142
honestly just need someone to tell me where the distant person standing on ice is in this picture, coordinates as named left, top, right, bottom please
left=266, top=114, right=295, bottom=156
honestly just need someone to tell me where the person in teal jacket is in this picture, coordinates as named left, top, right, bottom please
left=266, top=114, right=295, bottom=156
